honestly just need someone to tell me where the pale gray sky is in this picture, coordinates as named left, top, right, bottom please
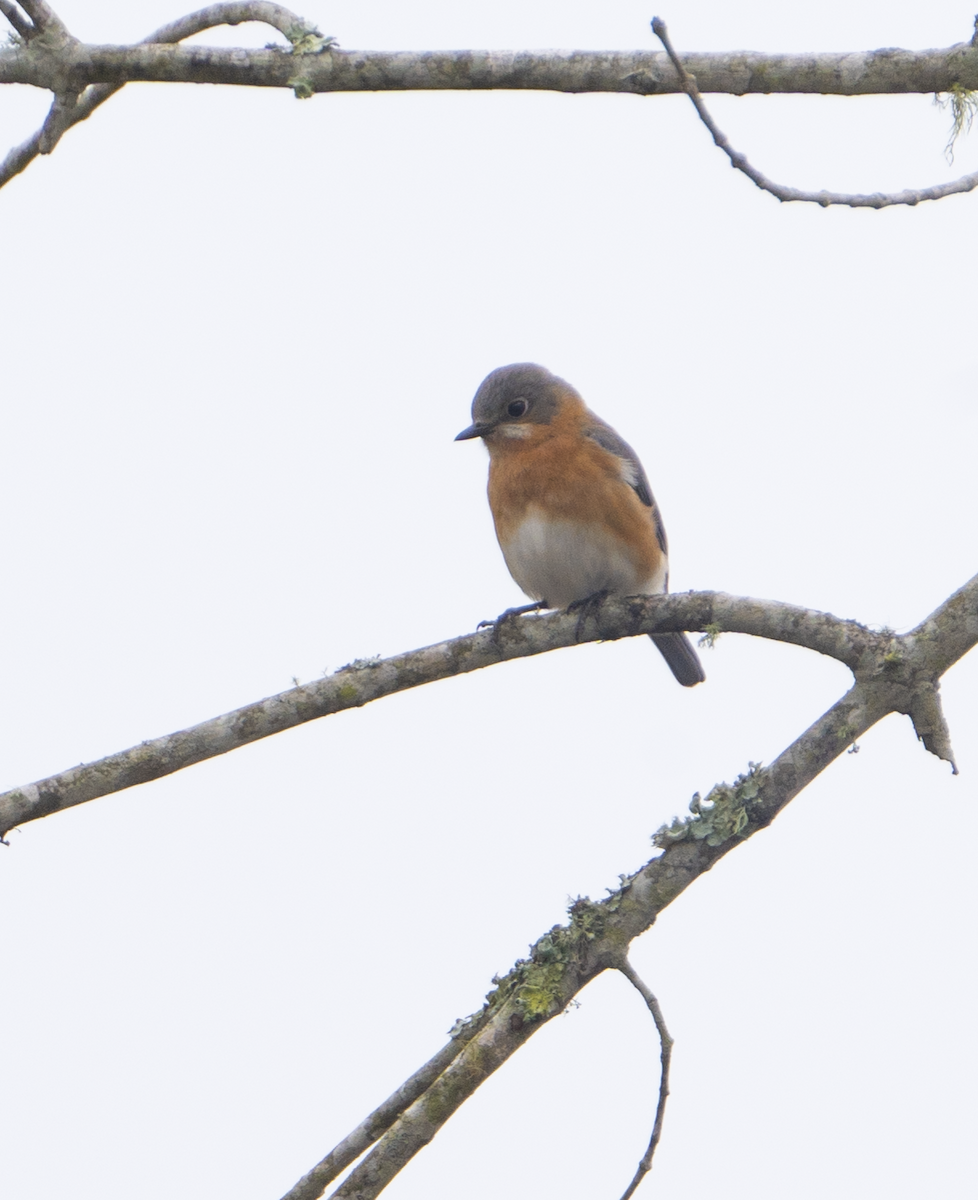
left=1, top=3, right=976, bottom=1198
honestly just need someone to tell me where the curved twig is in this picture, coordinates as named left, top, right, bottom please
left=0, top=589, right=894, bottom=838
left=0, top=2, right=327, bottom=188
left=616, top=959, right=674, bottom=1200
left=652, top=17, right=978, bottom=208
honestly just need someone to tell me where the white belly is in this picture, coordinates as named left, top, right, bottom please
left=500, top=513, right=667, bottom=608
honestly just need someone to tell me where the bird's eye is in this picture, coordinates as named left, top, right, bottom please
left=507, top=399, right=528, bottom=418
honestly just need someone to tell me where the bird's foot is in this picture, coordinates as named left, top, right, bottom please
left=565, top=590, right=610, bottom=641
left=478, top=601, right=547, bottom=645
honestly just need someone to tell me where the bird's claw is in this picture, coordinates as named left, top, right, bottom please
left=565, top=590, right=610, bottom=641
left=478, top=601, right=547, bottom=644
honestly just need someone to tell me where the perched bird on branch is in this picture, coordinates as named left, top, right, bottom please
left=456, top=363, right=705, bottom=687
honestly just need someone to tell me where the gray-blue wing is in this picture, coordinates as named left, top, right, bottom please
left=583, top=416, right=668, bottom=556
left=584, top=416, right=702, bottom=685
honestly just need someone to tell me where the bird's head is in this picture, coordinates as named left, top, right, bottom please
left=455, top=363, right=578, bottom=443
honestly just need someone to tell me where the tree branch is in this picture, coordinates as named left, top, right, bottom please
left=0, top=590, right=901, bottom=839
left=2, top=39, right=977, bottom=95
left=616, top=960, right=674, bottom=1200
left=265, top=572, right=974, bottom=1199
left=652, top=17, right=978, bottom=208
left=3, top=17, right=977, bottom=190
left=0, top=2, right=330, bottom=188
left=15, top=0, right=66, bottom=37
left=279, top=1016, right=489, bottom=1200
left=303, top=691, right=901, bottom=1197
left=0, top=1, right=34, bottom=41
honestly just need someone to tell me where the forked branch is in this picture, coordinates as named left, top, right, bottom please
left=0, top=1, right=332, bottom=187
left=266, top=573, right=974, bottom=1200
left=2, top=6, right=978, bottom=192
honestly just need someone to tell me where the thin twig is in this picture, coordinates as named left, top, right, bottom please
left=616, top=958, right=674, bottom=1200
left=651, top=16, right=978, bottom=209
left=149, top=2, right=321, bottom=43
left=0, top=1, right=324, bottom=189
left=0, top=1, right=34, bottom=41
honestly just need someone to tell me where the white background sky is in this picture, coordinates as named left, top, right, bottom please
left=1, top=2, right=976, bottom=1198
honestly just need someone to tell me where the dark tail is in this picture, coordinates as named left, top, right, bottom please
left=649, top=633, right=705, bottom=687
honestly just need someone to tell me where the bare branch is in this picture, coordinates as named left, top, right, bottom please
left=652, top=17, right=978, bottom=208
left=314, top=677, right=897, bottom=1199
left=907, top=682, right=957, bottom=772
left=2, top=40, right=978, bottom=95
left=616, top=960, right=674, bottom=1200
left=3, top=22, right=978, bottom=190
left=279, top=1016, right=488, bottom=1200
left=256, top=574, right=975, bottom=1199
left=0, top=2, right=328, bottom=189
left=0, top=1, right=33, bottom=41
left=15, top=0, right=66, bottom=37
left=0, top=590, right=893, bottom=838
left=35, top=85, right=77, bottom=151
left=148, top=2, right=324, bottom=46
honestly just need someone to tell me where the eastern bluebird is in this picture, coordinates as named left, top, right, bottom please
left=456, top=363, right=705, bottom=687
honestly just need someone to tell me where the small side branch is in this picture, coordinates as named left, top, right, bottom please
left=15, top=0, right=65, bottom=37
left=616, top=959, right=674, bottom=1200
left=652, top=16, right=978, bottom=208
left=148, top=2, right=324, bottom=45
left=907, top=682, right=958, bottom=773
left=0, top=2, right=34, bottom=41
left=0, top=1, right=327, bottom=189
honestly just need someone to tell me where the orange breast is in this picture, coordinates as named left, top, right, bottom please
left=485, top=399, right=664, bottom=601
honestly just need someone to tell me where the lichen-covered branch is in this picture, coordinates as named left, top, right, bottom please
left=652, top=17, right=978, bottom=208
left=304, top=696, right=886, bottom=1198
left=268, top=573, right=975, bottom=1199
left=0, top=590, right=894, bottom=839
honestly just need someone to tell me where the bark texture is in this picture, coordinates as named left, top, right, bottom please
left=2, top=42, right=978, bottom=95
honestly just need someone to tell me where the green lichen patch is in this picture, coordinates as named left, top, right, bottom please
left=934, top=83, right=978, bottom=162
left=287, top=76, right=315, bottom=98
left=288, top=26, right=338, bottom=55
left=653, top=761, right=766, bottom=849
left=338, top=655, right=382, bottom=672
left=698, top=622, right=722, bottom=649
left=464, top=893, right=626, bottom=1030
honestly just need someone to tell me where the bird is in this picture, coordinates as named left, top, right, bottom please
left=455, top=363, right=705, bottom=687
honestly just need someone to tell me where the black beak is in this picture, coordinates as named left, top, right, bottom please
left=454, top=423, right=488, bottom=441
